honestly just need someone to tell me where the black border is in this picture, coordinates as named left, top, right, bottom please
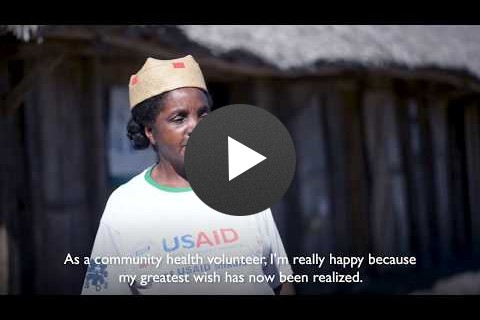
left=1, top=295, right=478, bottom=317
left=2, top=1, right=480, bottom=24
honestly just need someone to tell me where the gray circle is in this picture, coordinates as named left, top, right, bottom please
left=185, top=104, right=296, bottom=216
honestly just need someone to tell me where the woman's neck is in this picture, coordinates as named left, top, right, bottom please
left=151, top=161, right=190, bottom=188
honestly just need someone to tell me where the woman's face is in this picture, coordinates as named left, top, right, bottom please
left=146, top=87, right=210, bottom=171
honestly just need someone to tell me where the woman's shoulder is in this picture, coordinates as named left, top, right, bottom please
left=99, top=169, right=151, bottom=225
left=106, top=168, right=151, bottom=203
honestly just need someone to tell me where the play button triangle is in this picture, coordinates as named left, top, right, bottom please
left=228, top=136, right=266, bottom=181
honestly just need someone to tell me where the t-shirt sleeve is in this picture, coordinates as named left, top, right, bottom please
left=258, top=209, right=294, bottom=288
left=81, top=193, right=131, bottom=295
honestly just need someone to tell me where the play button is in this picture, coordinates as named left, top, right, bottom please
left=185, top=104, right=296, bottom=216
left=228, top=137, right=266, bottom=181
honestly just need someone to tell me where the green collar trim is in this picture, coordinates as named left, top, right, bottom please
left=144, top=166, right=192, bottom=193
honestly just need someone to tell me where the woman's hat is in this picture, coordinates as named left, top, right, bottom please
left=128, top=55, right=207, bottom=109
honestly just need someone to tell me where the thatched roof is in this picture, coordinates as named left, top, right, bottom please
left=180, top=25, right=480, bottom=77
left=3, top=25, right=480, bottom=82
left=1, top=25, right=40, bottom=42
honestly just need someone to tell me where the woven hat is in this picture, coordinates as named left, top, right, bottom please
left=128, top=55, right=207, bottom=109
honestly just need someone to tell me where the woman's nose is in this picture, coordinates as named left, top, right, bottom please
left=186, top=117, right=199, bottom=136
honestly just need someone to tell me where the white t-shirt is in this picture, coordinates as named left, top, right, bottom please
left=82, top=166, right=293, bottom=295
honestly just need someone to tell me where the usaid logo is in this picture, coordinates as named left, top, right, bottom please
left=162, top=228, right=239, bottom=252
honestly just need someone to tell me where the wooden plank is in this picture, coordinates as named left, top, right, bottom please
left=323, top=82, right=351, bottom=254
left=82, top=57, right=108, bottom=243
left=52, top=59, right=89, bottom=294
left=464, top=102, right=480, bottom=255
left=33, top=58, right=87, bottom=209
left=265, top=80, right=289, bottom=237
left=14, top=41, right=99, bottom=60
left=447, top=101, right=469, bottom=254
left=268, top=81, right=296, bottom=257
left=363, top=90, right=394, bottom=257
left=405, top=98, right=433, bottom=268
left=21, top=59, right=44, bottom=294
left=384, top=95, right=410, bottom=254
left=384, top=92, right=410, bottom=255
left=63, top=58, right=96, bottom=294
left=23, top=57, right=92, bottom=293
left=1, top=58, right=34, bottom=294
left=362, top=82, right=410, bottom=270
left=284, top=81, right=340, bottom=293
left=417, top=94, right=438, bottom=263
left=289, top=82, right=335, bottom=254
left=342, top=79, right=370, bottom=256
left=427, top=97, right=453, bottom=263
left=24, top=59, right=54, bottom=293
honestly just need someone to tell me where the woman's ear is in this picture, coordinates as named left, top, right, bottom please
left=144, top=125, right=156, bottom=146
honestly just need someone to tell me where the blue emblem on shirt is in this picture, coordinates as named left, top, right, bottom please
left=84, top=261, right=108, bottom=291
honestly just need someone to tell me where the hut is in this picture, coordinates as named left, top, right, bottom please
left=1, top=25, right=480, bottom=294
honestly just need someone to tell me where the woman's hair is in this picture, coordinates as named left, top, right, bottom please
left=127, top=88, right=212, bottom=150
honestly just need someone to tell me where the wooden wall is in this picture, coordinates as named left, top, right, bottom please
left=275, top=76, right=480, bottom=293
left=17, top=54, right=108, bottom=294
left=222, top=74, right=480, bottom=292
left=0, top=57, right=30, bottom=294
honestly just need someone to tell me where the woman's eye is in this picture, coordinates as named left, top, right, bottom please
left=171, top=116, right=185, bottom=123
left=200, top=111, right=209, bottom=118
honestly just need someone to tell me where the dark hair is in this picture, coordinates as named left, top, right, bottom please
left=126, top=88, right=212, bottom=150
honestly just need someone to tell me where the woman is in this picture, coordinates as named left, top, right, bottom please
left=82, top=55, right=295, bottom=295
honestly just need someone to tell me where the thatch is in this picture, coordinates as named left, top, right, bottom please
left=1, top=25, right=41, bottom=42
left=3, top=25, right=480, bottom=81
left=179, top=25, right=480, bottom=79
